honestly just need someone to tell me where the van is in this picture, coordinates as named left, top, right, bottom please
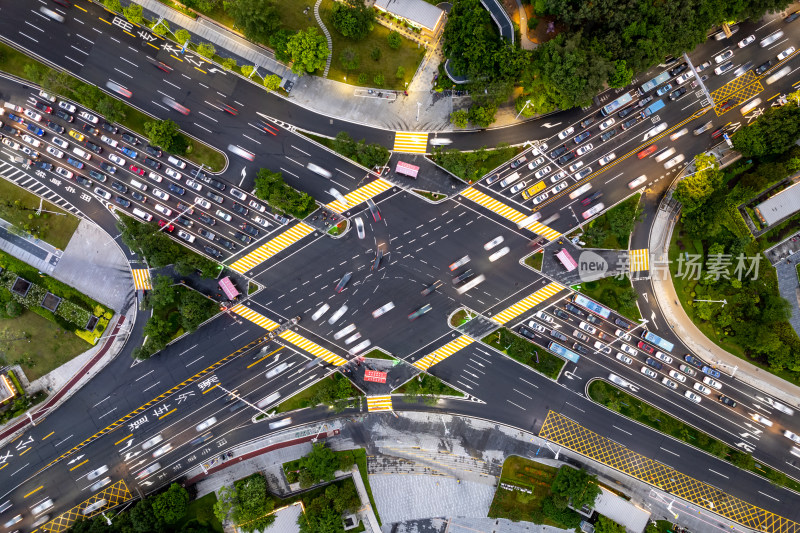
left=268, top=417, right=292, bottom=430
left=72, top=147, right=91, bottom=161
left=499, top=172, right=521, bottom=188
left=132, top=208, right=153, bottom=222
left=167, top=155, right=186, bottom=169
left=256, top=392, right=280, bottom=409
left=3, top=102, right=22, bottom=113
left=154, top=204, right=172, bottom=216
left=147, top=171, right=163, bottom=183
left=130, top=179, right=148, bottom=191
left=312, top=303, right=330, bottom=321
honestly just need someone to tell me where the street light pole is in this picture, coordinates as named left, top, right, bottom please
left=214, top=383, right=272, bottom=418
left=515, top=99, right=531, bottom=120
left=416, top=101, right=422, bottom=122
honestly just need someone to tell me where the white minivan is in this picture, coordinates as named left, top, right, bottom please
left=167, top=155, right=186, bottom=169
left=499, top=172, right=521, bottom=188
left=132, top=208, right=153, bottom=222
left=72, top=147, right=91, bottom=161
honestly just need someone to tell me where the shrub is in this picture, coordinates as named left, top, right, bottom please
left=387, top=31, right=401, bottom=49
left=374, top=73, right=384, bottom=87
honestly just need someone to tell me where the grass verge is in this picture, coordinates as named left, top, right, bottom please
left=483, top=328, right=565, bottom=379
left=589, top=380, right=799, bottom=490
left=524, top=252, right=543, bottom=270
left=0, top=42, right=225, bottom=171
left=395, top=372, right=464, bottom=399
left=413, top=189, right=446, bottom=202
left=0, top=179, right=80, bottom=249
left=578, top=276, right=642, bottom=322
left=449, top=308, right=472, bottom=327
left=581, top=193, right=642, bottom=250
left=431, top=144, right=523, bottom=183
left=364, top=348, right=394, bottom=360
left=328, top=220, right=347, bottom=235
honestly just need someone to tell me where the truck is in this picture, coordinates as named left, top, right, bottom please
left=641, top=99, right=666, bottom=119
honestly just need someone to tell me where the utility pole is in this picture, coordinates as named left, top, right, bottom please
left=515, top=99, right=532, bottom=120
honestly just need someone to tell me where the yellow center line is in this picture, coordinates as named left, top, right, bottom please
left=194, top=66, right=207, bottom=74
left=10, top=433, right=23, bottom=443
left=69, top=459, right=89, bottom=471
left=158, top=408, right=177, bottom=420
left=75, top=4, right=87, bottom=11
left=124, top=30, right=136, bottom=38
left=114, top=433, right=133, bottom=446
left=19, top=447, right=31, bottom=456
left=0, top=463, right=7, bottom=471
left=99, top=17, right=112, bottom=25
left=42, top=431, right=54, bottom=440
left=24, top=485, right=43, bottom=498
left=201, top=383, right=219, bottom=394
left=147, top=42, right=160, bottom=50
left=171, top=54, right=183, bottom=62
left=247, top=347, right=284, bottom=369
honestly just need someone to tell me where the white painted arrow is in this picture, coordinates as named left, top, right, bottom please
left=68, top=454, right=85, bottom=465
left=642, top=293, right=648, bottom=303
left=735, top=441, right=755, bottom=452
left=542, top=122, right=562, bottom=128
left=728, top=122, right=742, bottom=133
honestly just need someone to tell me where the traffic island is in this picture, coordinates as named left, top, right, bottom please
left=482, top=328, right=565, bottom=380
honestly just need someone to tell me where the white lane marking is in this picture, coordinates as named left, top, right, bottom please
left=242, top=134, right=261, bottom=145
left=163, top=79, right=181, bottom=90
left=659, top=447, right=679, bottom=457
left=120, top=57, right=138, bottom=68
left=198, top=111, right=218, bottom=122
left=708, top=469, right=728, bottom=479
left=193, top=123, right=212, bottom=133
left=113, top=67, right=132, bottom=79
left=612, top=425, right=632, bottom=435
left=135, top=369, right=154, bottom=381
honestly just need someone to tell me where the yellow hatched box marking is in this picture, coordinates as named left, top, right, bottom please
left=43, top=479, right=132, bottom=532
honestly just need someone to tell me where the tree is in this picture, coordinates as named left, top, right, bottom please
left=129, top=498, right=161, bottom=533
left=264, top=74, right=282, bottom=91
left=395, top=65, right=405, bottom=80
left=227, top=0, right=281, bottom=44
left=152, top=19, right=170, bottom=36
left=450, top=109, right=469, bottom=128
left=254, top=168, right=283, bottom=200
left=287, top=28, right=330, bottom=74
left=95, top=97, right=126, bottom=124
left=387, top=31, right=402, bottom=49
left=196, top=42, right=215, bottom=58
left=608, top=60, right=633, bottom=88
left=595, top=516, right=626, bottom=533
left=231, top=474, right=276, bottom=533
left=468, top=105, right=497, bottom=128
left=373, top=73, right=384, bottom=86
left=674, top=153, right=722, bottom=214
left=298, top=442, right=339, bottom=487
left=148, top=275, right=178, bottom=310
left=339, top=47, right=360, bottom=71
left=240, top=65, right=254, bottom=78
left=269, top=30, right=294, bottom=63
left=174, top=29, right=191, bottom=45
left=5, top=301, right=22, bottom=318
left=152, top=483, right=190, bottom=524
left=550, top=465, right=601, bottom=510
left=102, top=0, right=122, bottom=12
left=331, top=0, right=375, bottom=40
left=122, top=3, right=143, bottom=24
left=370, top=46, right=381, bottom=61
left=144, top=119, right=181, bottom=152
left=179, top=290, right=214, bottom=332
left=221, top=57, right=237, bottom=70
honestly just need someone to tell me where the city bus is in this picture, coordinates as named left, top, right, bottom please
left=573, top=294, right=612, bottom=319
left=639, top=71, right=670, bottom=95
left=642, top=330, right=675, bottom=352
left=548, top=342, right=580, bottom=363
left=601, top=92, right=634, bottom=116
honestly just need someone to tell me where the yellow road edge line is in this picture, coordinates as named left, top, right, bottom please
left=194, top=66, right=207, bottom=74
left=19, top=447, right=31, bottom=456
left=201, top=384, right=219, bottom=395
left=42, top=431, right=54, bottom=440
left=158, top=408, right=177, bottom=419
left=247, top=347, right=284, bottom=369
left=75, top=4, right=87, bottom=11
left=147, top=42, right=160, bottom=50
left=171, top=54, right=183, bottom=62
left=99, top=17, right=111, bottom=25
left=24, top=485, right=43, bottom=498
left=114, top=433, right=133, bottom=446
left=123, top=30, right=136, bottom=38
left=69, top=459, right=88, bottom=471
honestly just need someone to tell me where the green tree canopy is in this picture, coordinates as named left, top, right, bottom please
left=144, top=119, right=181, bottom=152
left=331, top=0, right=375, bottom=40
left=226, top=0, right=281, bottom=44
left=152, top=483, right=190, bottom=524
left=287, top=28, right=330, bottom=75
left=550, top=465, right=601, bottom=510
left=595, top=516, right=626, bottom=533
left=674, top=153, right=722, bottom=214
left=298, top=442, right=339, bottom=488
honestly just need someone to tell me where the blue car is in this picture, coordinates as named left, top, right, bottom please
left=120, top=146, right=138, bottom=158
left=656, top=84, right=672, bottom=96
left=26, top=123, right=44, bottom=136
left=701, top=366, right=721, bottom=378
left=67, top=157, right=84, bottom=170
left=684, top=354, right=704, bottom=368
left=7, top=113, right=23, bottom=124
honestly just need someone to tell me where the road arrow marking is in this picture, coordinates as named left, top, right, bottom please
left=542, top=122, right=562, bottom=128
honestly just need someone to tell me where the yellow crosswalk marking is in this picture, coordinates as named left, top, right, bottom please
left=229, top=222, right=314, bottom=274
left=327, top=178, right=393, bottom=213
left=629, top=249, right=650, bottom=272
left=539, top=411, right=799, bottom=533
left=493, top=282, right=567, bottom=325
left=130, top=269, right=152, bottom=290
left=279, top=330, right=348, bottom=366
left=367, top=395, right=393, bottom=412
left=413, top=335, right=474, bottom=371
left=393, top=131, right=429, bottom=153
left=230, top=304, right=280, bottom=331
left=43, top=479, right=132, bottom=532
left=461, top=187, right=561, bottom=241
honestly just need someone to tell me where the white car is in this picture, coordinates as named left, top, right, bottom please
left=312, top=303, right=330, bottom=321
left=527, top=157, right=545, bottom=170
left=177, top=230, right=195, bottom=243
left=641, top=366, right=658, bottom=379
left=752, top=413, right=773, bottom=427
left=568, top=160, right=584, bottom=173
left=714, top=62, right=734, bottom=75
left=598, top=153, right=616, bottom=166
left=21, top=134, right=41, bottom=147
left=79, top=111, right=99, bottom=124
left=784, top=430, right=800, bottom=444
left=664, top=154, right=685, bottom=169
left=684, top=390, right=702, bottom=403
left=141, top=435, right=163, bottom=450
left=109, top=154, right=125, bottom=166
left=372, top=301, right=395, bottom=318
left=655, top=147, right=676, bottom=163
left=354, top=217, right=365, bottom=239
left=764, top=397, right=795, bottom=415
left=738, top=34, right=755, bottom=48
left=608, top=373, right=638, bottom=391
left=693, top=382, right=711, bottom=395
left=576, top=143, right=593, bottom=156
left=534, top=165, right=552, bottom=179
left=248, top=199, right=266, bottom=212
left=760, top=30, right=784, bottom=48
left=696, top=61, right=712, bottom=72
left=23, top=109, right=42, bottom=122
left=615, top=353, right=633, bottom=365
left=196, top=417, right=217, bottom=432
left=95, top=187, right=111, bottom=200
left=484, top=236, right=504, bottom=250
left=532, top=192, right=549, bottom=205
left=593, top=341, right=611, bottom=354
left=328, top=304, right=348, bottom=324
left=527, top=320, right=547, bottom=333
left=703, top=376, right=722, bottom=389
left=87, top=465, right=109, bottom=481
left=662, top=377, right=678, bottom=390
left=153, top=189, right=170, bottom=201
left=52, top=137, right=69, bottom=149
left=32, top=499, right=54, bottom=515
left=714, top=50, right=734, bottom=64
left=509, top=181, right=527, bottom=195
left=216, top=209, right=231, bottom=222
left=488, top=246, right=510, bottom=262
left=535, top=310, right=553, bottom=323
left=620, top=343, right=637, bottom=356
left=230, top=187, right=246, bottom=200
left=195, top=197, right=211, bottom=209
left=154, top=204, right=172, bottom=216
left=90, top=477, right=112, bottom=491
left=558, top=126, right=574, bottom=140
left=654, top=351, right=673, bottom=364
left=675, top=72, right=693, bottom=85
left=670, top=128, right=689, bottom=141
left=550, top=170, right=568, bottom=183
left=628, top=175, right=647, bottom=189
left=578, top=321, right=596, bottom=334
left=101, top=135, right=118, bottom=147
left=185, top=179, right=202, bottom=191
left=58, top=101, right=77, bottom=113
left=777, top=46, right=796, bottom=61
left=599, top=118, right=615, bottom=131
left=551, top=182, right=568, bottom=194
left=668, top=370, right=686, bottom=382
left=55, top=167, right=74, bottom=179
left=253, top=215, right=271, bottom=228
left=152, top=443, right=173, bottom=458
left=614, top=329, right=631, bottom=341
left=164, top=167, right=182, bottom=180
left=21, top=146, right=38, bottom=158
left=135, top=463, right=161, bottom=480
left=266, top=362, right=289, bottom=378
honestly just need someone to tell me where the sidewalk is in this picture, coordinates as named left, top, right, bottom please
left=648, top=208, right=800, bottom=407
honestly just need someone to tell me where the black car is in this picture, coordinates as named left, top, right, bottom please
left=618, top=106, right=636, bottom=119
left=600, top=128, right=618, bottom=142
left=586, top=315, right=601, bottom=326
left=558, top=152, right=576, bottom=164
left=176, top=202, right=194, bottom=215
left=198, top=228, right=215, bottom=240
left=75, top=175, right=92, bottom=187
left=335, top=272, right=353, bottom=293
left=645, top=357, right=663, bottom=370
left=452, top=269, right=475, bottom=284
left=204, top=246, right=222, bottom=258
left=669, top=87, right=687, bottom=101
left=551, top=330, right=568, bottom=342
left=83, top=141, right=102, bottom=154
left=581, top=191, right=604, bottom=206
left=0, top=124, right=17, bottom=136
left=565, top=303, right=585, bottom=317
left=519, top=326, right=536, bottom=340
left=33, top=101, right=52, bottom=113
left=131, top=191, right=146, bottom=202
left=240, top=223, right=259, bottom=237
left=669, top=62, right=688, bottom=77
left=114, top=196, right=130, bottom=208
left=206, top=191, right=224, bottom=204
left=45, top=120, right=64, bottom=134
left=786, top=10, right=800, bottom=22
left=31, top=161, right=53, bottom=171
left=145, top=145, right=162, bottom=157
left=553, top=309, right=570, bottom=320
left=122, top=133, right=139, bottom=145
left=549, top=145, right=567, bottom=159
left=197, top=213, right=215, bottom=225
left=233, top=231, right=252, bottom=244
left=81, top=123, right=99, bottom=136
left=190, top=168, right=207, bottom=179
left=144, top=157, right=161, bottom=169
left=207, top=178, right=225, bottom=191
left=573, top=343, right=589, bottom=354
left=573, top=131, right=592, bottom=144
left=110, top=181, right=128, bottom=194
left=621, top=118, right=638, bottom=130
left=755, top=60, right=774, bottom=75
left=101, top=122, right=118, bottom=134
left=89, top=170, right=107, bottom=182
left=231, top=202, right=248, bottom=216
left=54, top=110, right=73, bottom=122
left=176, top=216, right=192, bottom=228
left=168, top=183, right=185, bottom=195
left=580, top=116, right=595, bottom=128
left=718, top=395, right=737, bottom=408
left=217, top=237, right=234, bottom=250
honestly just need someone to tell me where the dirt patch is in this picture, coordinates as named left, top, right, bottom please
left=525, top=5, right=562, bottom=45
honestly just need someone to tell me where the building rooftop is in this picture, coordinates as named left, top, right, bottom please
left=592, top=488, right=651, bottom=533
left=374, top=0, right=444, bottom=30
left=755, top=181, right=800, bottom=226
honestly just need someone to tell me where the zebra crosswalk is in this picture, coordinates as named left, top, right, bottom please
left=367, top=396, right=393, bottom=412
left=492, top=282, right=567, bottom=325
left=230, top=304, right=280, bottom=331
left=461, top=187, right=561, bottom=241
left=393, top=131, right=429, bottom=153
left=228, top=222, right=314, bottom=274
left=279, top=330, right=347, bottom=366
left=326, top=178, right=393, bottom=213
left=131, top=269, right=152, bottom=291
left=629, top=249, right=650, bottom=273
left=0, top=163, right=83, bottom=218
left=412, top=335, right=474, bottom=371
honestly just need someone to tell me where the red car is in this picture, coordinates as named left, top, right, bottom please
left=711, top=127, right=725, bottom=139
left=129, top=165, right=145, bottom=176
left=637, top=341, right=655, bottom=354
left=221, top=104, right=238, bottom=115
left=638, top=145, right=657, bottom=159
left=158, top=220, right=174, bottom=232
